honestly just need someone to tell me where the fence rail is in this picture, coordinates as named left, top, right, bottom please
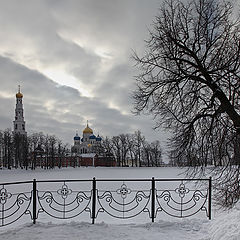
left=0, top=177, right=211, bottom=227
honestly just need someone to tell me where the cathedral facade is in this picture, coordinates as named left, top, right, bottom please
left=71, top=122, right=102, bottom=155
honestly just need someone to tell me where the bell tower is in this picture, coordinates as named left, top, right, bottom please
left=13, top=85, right=27, bottom=135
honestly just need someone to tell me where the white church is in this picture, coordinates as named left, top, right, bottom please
left=71, top=122, right=102, bottom=155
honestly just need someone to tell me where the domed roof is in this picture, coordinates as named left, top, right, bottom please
left=83, top=122, right=93, bottom=134
left=89, top=134, right=96, bottom=139
left=96, top=135, right=102, bottom=141
left=16, top=85, right=23, bottom=98
left=74, top=135, right=80, bottom=140
left=74, top=132, right=80, bottom=140
left=16, top=92, right=23, bottom=98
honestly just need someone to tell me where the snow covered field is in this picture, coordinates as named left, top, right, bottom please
left=0, top=167, right=239, bottom=240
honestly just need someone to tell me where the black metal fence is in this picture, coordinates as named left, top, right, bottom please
left=0, top=177, right=211, bottom=227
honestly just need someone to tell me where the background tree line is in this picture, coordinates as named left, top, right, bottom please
left=0, top=129, right=69, bottom=170
left=0, top=128, right=163, bottom=169
left=98, top=130, right=163, bottom=167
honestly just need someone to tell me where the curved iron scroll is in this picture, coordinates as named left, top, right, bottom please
left=97, top=183, right=151, bottom=219
left=0, top=186, right=31, bottom=226
left=38, top=183, right=92, bottom=219
left=156, top=182, right=208, bottom=218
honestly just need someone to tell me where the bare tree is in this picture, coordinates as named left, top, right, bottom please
left=150, top=140, right=163, bottom=167
left=111, top=136, right=122, bottom=167
left=29, top=133, right=39, bottom=170
left=13, top=133, right=22, bottom=168
left=141, top=140, right=163, bottom=167
left=43, top=134, right=49, bottom=169
left=133, top=0, right=240, bottom=206
left=141, top=140, right=151, bottom=167
left=3, top=129, right=13, bottom=169
left=126, top=134, right=136, bottom=167
left=119, top=134, right=130, bottom=166
left=49, top=135, right=57, bottom=169
left=56, top=140, right=68, bottom=168
left=134, top=130, right=145, bottom=167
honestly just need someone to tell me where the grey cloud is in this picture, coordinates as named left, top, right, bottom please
left=0, top=0, right=101, bottom=85
left=0, top=0, right=168, bottom=151
left=93, top=63, right=136, bottom=113
left=0, top=55, right=165, bottom=146
left=0, top=96, right=14, bottom=129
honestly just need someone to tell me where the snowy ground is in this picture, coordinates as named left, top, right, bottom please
left=0, top=167, right=239, bottom=240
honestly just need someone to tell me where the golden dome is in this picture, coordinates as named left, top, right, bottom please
left=83, top=122, right=93, bottom=134
left=16, top=85, right=23, bottom=98
left=16, top=92, right=23, bottom=98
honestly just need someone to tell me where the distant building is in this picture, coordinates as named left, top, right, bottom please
left=71, top=122, right=116, bottom=167
left=71, top=122, right=102, bottom=155
left=13, top=85, right=27, bottom=136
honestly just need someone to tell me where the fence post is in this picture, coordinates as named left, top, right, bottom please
left=208, top=177, right=212, bottom=220
left=92, top=177, right=96, bottom=224
left=151, top=177, right=155, bottom=222
left=33, top=179, right=37, bottom=224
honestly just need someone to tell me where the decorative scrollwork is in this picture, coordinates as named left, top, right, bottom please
left=156, top=185, right=208, bottom=218
left=57, top=184, right=72, bottom=199
left=38, top=189, right=91, bottom=219
left=0, top=190, right=31, bottom=227
left=175, top=183, right=189, bottom=198
left=97, top=183, right=150, bottom=219
left=0, top=187, right=12, bottom=205
left=116, top=183, right=131, bottom=199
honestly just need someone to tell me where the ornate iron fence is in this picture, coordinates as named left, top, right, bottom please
left=0, top=177, right=211, bottom=227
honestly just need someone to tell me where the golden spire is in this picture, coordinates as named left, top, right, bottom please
left=16, top=85, right=23, bottom=98
left=83, top=120, right=93, bottom=134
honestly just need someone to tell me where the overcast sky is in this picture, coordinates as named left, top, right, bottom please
left=0, top=0, right=170, bottom=151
